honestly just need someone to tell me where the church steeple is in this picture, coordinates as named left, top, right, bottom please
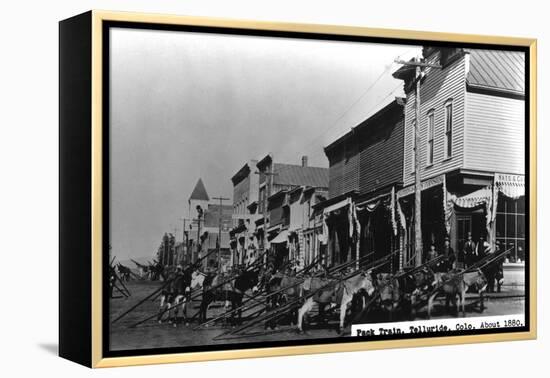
left=188, top=178, right=210, bottom=221
left=189, top=178, right=209, bottom=202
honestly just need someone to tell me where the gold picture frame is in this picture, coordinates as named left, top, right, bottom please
left=59, top=10, right=537, bottom=368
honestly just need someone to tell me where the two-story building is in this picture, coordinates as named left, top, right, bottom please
left=393, top=47, right=525, bottom=265
left=320, top=98, right=405, bottom=269
left=287, top=185, right=328, bottom=269
left=229, top=160, right=260, bottom=267
left=254, top=155, right=329, bottom=269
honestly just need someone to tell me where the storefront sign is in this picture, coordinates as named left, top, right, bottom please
left=495, top=173, right=525, bottom=185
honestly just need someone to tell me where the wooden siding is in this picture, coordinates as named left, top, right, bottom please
left=327, top=103, right=404, bottom=199
left=233, top=175, right=250, bottom=208
left=464, top=91, right=525, bottom=174
left=328, top=149, right=344, bottom=198
left=403, top=51, right=466, bottom=186
left=358, top=115, right=404, bottom=194
left=342, top=141, right=360, bottom=194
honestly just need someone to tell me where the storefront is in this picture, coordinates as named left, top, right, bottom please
left=397, top=172, right=525, bottom=267
left=445, top=173, right=525, bottom=262
left=494, top=174, right=526, bottom=263
left=356, top=187, right=399, bottom=272
left=397, top=175, right=447, bottom=268
left=269, top=229, right=289, bottom=270
left=319, top=196, right=360, bottom=267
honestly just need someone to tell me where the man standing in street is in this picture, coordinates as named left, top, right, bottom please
left=463, top=232, right=476, bottom=268
left=442, top=236, right=456, bottom=270
left=426, top=243, right=446, bottom=273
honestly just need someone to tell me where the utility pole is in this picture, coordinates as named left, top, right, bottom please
left=171, top=226, right=179, bottom=266
left=181, top=217, right=191, bottom=265
left=193, top=205, right=204, bottom=265
left=395, top=56, right=441, bottom=267
left=212, top=196, right=230, bottom=271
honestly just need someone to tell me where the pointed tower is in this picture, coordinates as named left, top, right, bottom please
left=188, top=178, right=210, bottom=221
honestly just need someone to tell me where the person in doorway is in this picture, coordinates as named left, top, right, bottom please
left=463, top=232, right=476, bottom=268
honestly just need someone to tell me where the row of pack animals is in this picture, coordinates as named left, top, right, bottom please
left=130, top=260, right=167, bottom=281
left=156, top=266, right=262, bottom=327
left=155, top=264, right=488, bottom=333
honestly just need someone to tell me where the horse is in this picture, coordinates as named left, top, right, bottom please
left=482, top=258, right=504, bottom=293
left=370, top=272, right=401, bottom=321
left=427, top=268, right=487, bottom=318
left=116, top=263, right=132, bottom=281
left=297, top=271, right=376, bottom=334
left=263, top=271, right=303, bottom=329
left=227, top=268, right=262, bottom=325
left=397, top=268, right=435, bottom=319
left=157, top=267, right=198, bottom=326
left=148, top=261, right=164, bottom=281
left=197, top=268, right=260, bottom=325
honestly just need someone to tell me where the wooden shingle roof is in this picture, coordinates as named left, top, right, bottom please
left=273, top=164, right=329, bottom=189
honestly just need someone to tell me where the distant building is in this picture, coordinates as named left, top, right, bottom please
left=255, top=154, right=329, bottom=270
left=229, top=160, right=260, bottom=267
left=188, top=178, right=210, bottom=221
left=186, top=178, right=232, bottom=269
left=287, top=185, right=328, bottom=269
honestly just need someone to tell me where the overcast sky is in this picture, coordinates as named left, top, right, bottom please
left=109, top=27, right=420, bottom=261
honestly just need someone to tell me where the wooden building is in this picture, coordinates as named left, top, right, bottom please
left=229, top=161, right=260, bottom=266
left=253, top=154, right=328, bottom=269
left=320, top=98, right=405, bottom=269
left=393, top=47, right=526, bottom=266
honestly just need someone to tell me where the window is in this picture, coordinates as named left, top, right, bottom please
left=440, top=48, right=462, bottom=67
left=495, top=195, right=526, bottom=263
left=427, top=110, right=435, bottom=165
left=444, top=101, right=453, bottom=158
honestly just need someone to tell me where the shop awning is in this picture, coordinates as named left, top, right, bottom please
left=270, top=229, right=289, bottom=244
left=451, top=186, right=492, bottom=208
left=495, top=173, right=525, bottom=199
left=323, top=197, right=351, bottom=215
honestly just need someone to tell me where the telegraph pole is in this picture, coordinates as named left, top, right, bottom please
left=181, top=217, right=191, bottom=265
left=212, top=196, right=230, bottom=271
left=395, top=56, right=441, bottom=267
left=193, top=205, right=204, bottom=265
left=171, top=226, right=179, bottom=266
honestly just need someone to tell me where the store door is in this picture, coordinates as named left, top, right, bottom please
left=456, top=215, right=472, bottom=252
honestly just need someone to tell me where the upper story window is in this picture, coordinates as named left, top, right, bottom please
left=440, top=48, right=462, bottom=68
left=259, top=187, right=266, bottom=214
left=444, top=100, right=453, bottom=159
left=426, top=110, right=435, bottom=166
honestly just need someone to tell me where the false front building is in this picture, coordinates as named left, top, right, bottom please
left=230, top=155, right=328, bottom=270
left=320, top=98, right=405, bottom=270
left=393, top=47, right=526, bottom=266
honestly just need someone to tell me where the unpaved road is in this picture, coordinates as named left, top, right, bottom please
left=109, top=280, right=525, bottom=351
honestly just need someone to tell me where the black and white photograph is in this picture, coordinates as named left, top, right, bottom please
left=105, top=25, right=528, bottom=354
